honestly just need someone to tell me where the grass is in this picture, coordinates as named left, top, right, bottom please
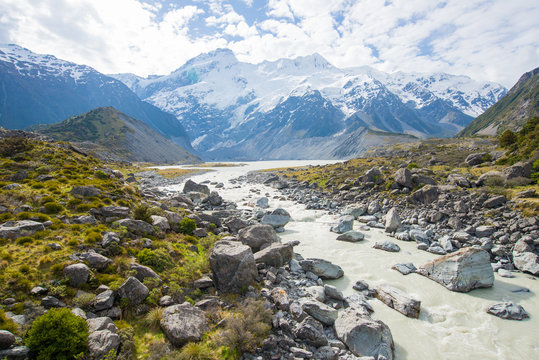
left=153, top=168, right=201, bottom=179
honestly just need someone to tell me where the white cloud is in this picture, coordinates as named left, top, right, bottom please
left=0, top=0, right=536, bottom=86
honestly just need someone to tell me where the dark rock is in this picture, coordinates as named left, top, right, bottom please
left=294, top=316, right=328, bottom=347
left=130, top=263, right=162, bottom=284
left=0, top=220, right=45, bottom=239
left=117, top=277, right=149, bottom=305
left=373, top=240, right=400, bottom=252
left=465, top=153, right=487, bottom=166
left=183, top=180, right=210, bottom=195
left=0, top=330, right=15, bottom=350
left=487, top=302, right=529, bottom=320
left=41, top=295, right=66, bottom=308
left=254, top=243, right=294, bottom=267
left=209, top=240, right=257, bottom=293
left=483, top=196, right=506, bottom=209
left=299, top=258, right=344, bottom=279
left=375, top=285, right=421, bottom=318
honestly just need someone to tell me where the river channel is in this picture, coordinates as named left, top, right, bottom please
left=158, top=161, right=539, bottom=360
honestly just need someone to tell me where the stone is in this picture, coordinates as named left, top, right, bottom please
left=117, top=277, right=149, bottom=305
left=497, top=269, right=515, bottom=278
left=299, top=258, right=344, bottom=279
left=375, top=285, right=421, bottom=318
left=183, top=179, right=210, bottom=195
left=99, top=206, right=129, bottom=218
left=71, top=307, right=87, bottom=319
left=63, top=263, right=90, bottom=287
left=417, top=248, right=494, bottom=292
left=385, top=207, right=401, bottom=233
left=428, top=244, right=446, bottom=255
left=487, top=302, right=529, bottom=320
left=271, top=287, right=290, bottom=310
left=306, top=286, right=326, bottom=302
left=0, top=220, right=45, bottom=239
left=334, top=307, right=394, bottom=359
left=447, top=173, right=471, bottom=188
left=301, top=299, right=338, bottom=326
left=373, top=240, right=400, bottom=252
left=94, top=290, right=115, bottom=311
left=193, top=276, right=214, bottom=289
left=336, top=230, right=364, bottom=242
left=223, top=217, right=248, bottom=234
left=80, top=251, right=112, bottom=271
left=0, top=346, right=30, bottom=360
left=87, top=330, right=121, bottom=360
left=324, top=284, right=345, bottom=301
left=475, top=226, right=496, bottom=237
left=159, top=296, right=175, bottom=307
left=503, top=161, right=533, bottom=180
left=209, top=240, right=257, bottom=293
left=412, top=185, right=439, bottom=204
left=513, top=252, right=539, bottom=276
left=151, top=215, right=170, bottom=231
left=41, top=296, right=66, bottom=309
left=71, top=186, right=101, bottom=197
left=130, top=263, right=162, bottom=283
left=87, top=317, right=118, bottom=333
left=514, top=189, right=536, bottom=199
left=439, top=235, right=454, bottom=252
left=483, top=195, right=506, bottom=208
left=294, top=316, right=328, bottom=347
left=160, top=303, right=209, bottom=347
left=465, top=152, right=487, bottom=166
left=253, top=243, right=294, bottom=268
left=477, top=171, right=505, bottom=186
left=452, top=231, right=471, bottom=242
left=361, top=167, right=384, bottom=184
left=330, top=215, right=354, bottom=234
left=238, top=224, right=279, bottom=252
left=115, top=219, right=155, bottom=235
left=204, top=191, right=223, bottom=206
left=314, top=346, right=338, bottom=360
left=353, top=280, right=369, bottom=291
left=255, top=197, right=269, bottom=208
left=30, top=286, right=48, bottom=296
left=261, top=208, right=291, bottom=228
left=367, top=200, right=381, bottom=215
left=394, top=168, right=413, bottom=188
left=101, top=232, right=120, bottom=248
left=391, top=263, right=416, bottom=275
left=0, top=330, right=15, bottom=350
left=70, top=215, right=97, bottom=224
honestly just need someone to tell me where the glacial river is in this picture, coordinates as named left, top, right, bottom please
left=159, top=160, right=539, bottom=360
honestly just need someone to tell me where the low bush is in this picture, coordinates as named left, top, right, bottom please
left=179, top=218, right=197, bottom=235
left=0, top=308, right=18, bottom=334
left=137, top=248, right=174, bottom=272
left=0, top=137, right=33, bottom=157
left=43, top=201, right=64, bottom=214
left=24, top=307, right=89, bottom=360
left=134, top=205, right=152, bottom=223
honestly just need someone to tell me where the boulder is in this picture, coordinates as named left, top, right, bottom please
left=193, top=276, right=214, bottom=289
left=301, top=299, right=338, bottom=326
left=367, top=200, right=381, bottom=215
left=117, top=277, right=149, bottom=305
left=447, top=173, right=471, bottom=188
left=412, top=185, right=439, bottom=204
left=101, top=232, right=120, bottom=248
left=256, top=197, right=269, bottom=208
left=115, top=219, right=155, bottom=235
left=223, top=217, right=248, bottom=234
left=503, top=161, right=532, bottom=180
left=0, top=330, right=15, bottom=350
left=41, top=296, right=66, bottom=309
left=361, top=167, right=384, bottom=184
left=384, top=207, right=400, bottom=233
left=465, top=152, right=487, bottom=166
left=261, top=208, right=291, bottom=229
left=99, top=206, right=130, bottom=218
left=80, top=251, right=112, bottom=271
left=477, top=171, right=504, bottom=186
left=271, top=287, right=290, bottom=311
left=373, top=240, right=400, bottom=252
left=160, top=303, right=209, bottom=347
left=94, top=290, right=115, bottom=311
left=512, top=239, right=539, bottom=276
left=0, top=346, right=30, bottom=360
left=391, top=263, right=416, bottom=275
left=417, top=248, right=494, bottom=292
left=299, top=258, right=344, bottom=279
left=330, top=215, right=354, bottom=234
left=151, top=215, right=170, bottom=231
left=203, top=191, right=223, bottom=206
left=209, top=240, right=257, bottom=293
left=324, top=284, right=345, bottom=301
left=487, top=302, right=529, bottom=320
left=71, top=186, right=101, bottom=197
left=130, top=263, right=162, bottom=283
left=253, top=243, right=294, bottom=267
left=394, top=168, right=413, bottom=188
left=375, top=285, right=421, bottom=318
left=87, top=317, right=118, bottom=333
left=238, top=224, right=279, bottom=252
left=294, top=316, right=328, bottom=347
left=334, top=307, right=394, bottom=359
left=336, top=230, right=364, bottom=242
left=0, top=220, right=45, bottom=239
left=183, top=180, right=210, bottom=195
left=475, top=225, right=496, bottom=237
left=87, top=330, right=121, bottom=360
left=483, top=195, right=506, bottom=208
left=63, top=263, right=90, bottom=287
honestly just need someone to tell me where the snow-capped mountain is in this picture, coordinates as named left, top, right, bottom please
left=0, top=44, right=193, bottom=152
left=111, top=49, right=506, bottom=160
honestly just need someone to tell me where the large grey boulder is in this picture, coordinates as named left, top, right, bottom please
left=101, top=232, right=120, bottom=248
left=375, top=285, right=421, bottom=318
left=71, top=186, right=102, bottom=197
left=151, top=215, right=170, bottom=231
left=334, top=307, right=394, bottom=359
left=512, top=238, right=539, bottom=275
left=238, top=224, right=279, bottom=252
left=384, top=207, right=400, bottom=233
left=261, top=208, right=291, bottom=229
left=417, top=248, right=494, bottom=292
left=183, top=180, right=210, bottom=195
left=87, top=317, right=118, bottom=333
left=117, top=276, right=149, bottom=305
left=373, top=240, right=400, bottom=252
left=160, top=303, right=209, bottom=347
left=0, top=346, right=30, bottom=360
left=255, top=197, right=269, bottom=209
left=301, top=299, right=338, bottom=326
left=87, top=330, right=120, bottom=360
left=0, top=330, right=15, bottom=350
left=223, top=217, right=248, bottom=234
left=487, top=302, right=529, bottom=320
left=503, top=161, right=532, bottom=180
left=209, top=240, right=257, bottom=293
left=94, top=290, right=115, bottom=311
left=330, top=215, right=354, bottom=234
left=294, top=316, right=328, bottom=347
left=465, top=152, right=487, bottom=166
left=447, top=173, right=471, bottom=188
left=80, top=251, right=112, bottom=271
left=253, top=243, right=293, bottom=268
left=336, top=231, right=364, bottom=242
left=63, top=263, right=90, bottom=287
left=130, top=263, right=162, bottom=283
left=115, top=219, right=155, bottom=235
left=99, top=206, right=129, bottom=218
left=0, top=220, right=45, bottom=239
left=394, top=168, right=413, bottom=188
left=477, top=171, right=504, bottom=186
left=412, top=185, right=439, bottom=204
left=299, top=258, right=344, bottom=279
left=483, top=195, right=506, bottom=209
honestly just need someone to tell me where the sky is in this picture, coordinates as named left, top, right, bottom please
left=0, top=0, right=537, bottom=87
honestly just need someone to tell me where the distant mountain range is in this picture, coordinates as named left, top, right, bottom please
left=459, top=67, right=539, bottom=137
left=33, top=107, right=201, bottom=164
left=0, top=44, right=194, bottom=153
left=112, top=49, right=506, bottom=160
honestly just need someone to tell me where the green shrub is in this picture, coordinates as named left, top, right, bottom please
left=0, top=137, right=33, bottom=157
left=24, top=308, right=89, bottom=360
left=499, top=129, right=517, bottom=147
left=0, top=308, right=18, bottom=334
left=484, top=176, right=505, bottom=188
left=407, top=162, right=418, bottom=170
left=137, top=248, right=174, bottom=272
left=95, top=170, right=109, bottom=180
left=179, top=218, right=197, bottom=235
left=43, top=202, right=64, bottom=214
left=134, top=205, right=152, bottom=223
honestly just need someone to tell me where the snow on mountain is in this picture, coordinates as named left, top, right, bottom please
left=110, top=49, right=505, bottom=160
